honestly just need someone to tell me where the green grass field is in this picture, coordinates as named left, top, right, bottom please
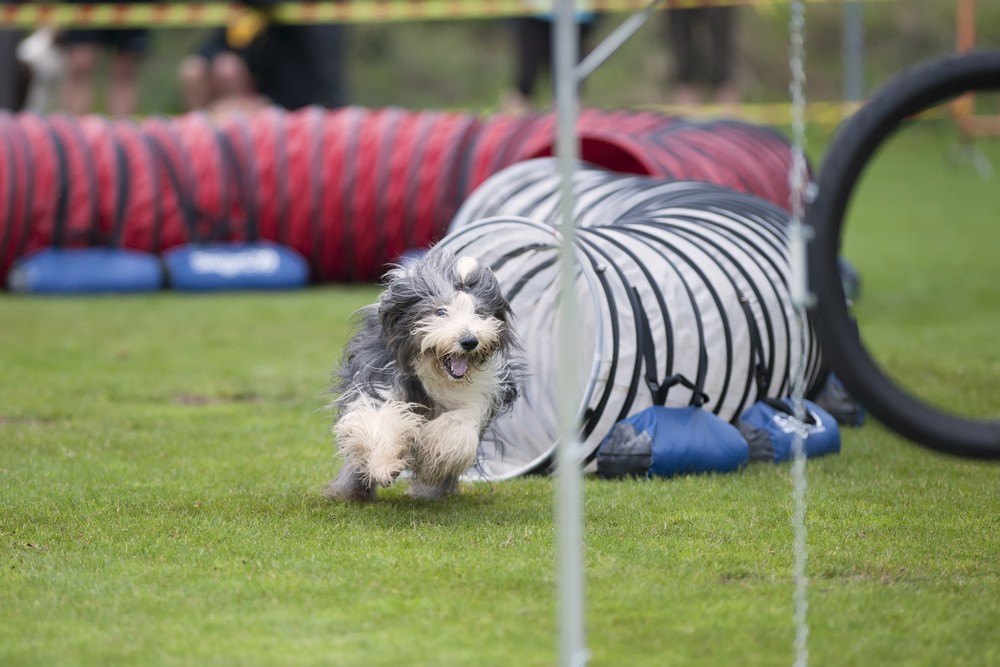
left=1, top=125, right=998, bottom=666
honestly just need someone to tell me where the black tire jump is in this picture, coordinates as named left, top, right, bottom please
left=808, top=50, right=1000, bottom=459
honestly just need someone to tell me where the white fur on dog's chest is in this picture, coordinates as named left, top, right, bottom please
left=415, top=356, right=502, bottom=423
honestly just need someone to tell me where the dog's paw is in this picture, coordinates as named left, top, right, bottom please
left=324, top=483, right=376, bottom=502
left=324, top=467, right=377, bottom=502
left=406, top=476, right=458, bottom=500
left=366, top=454, right=408, bottom=488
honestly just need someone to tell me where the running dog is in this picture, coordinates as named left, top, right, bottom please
left=325, top=250, right=522, bottom=501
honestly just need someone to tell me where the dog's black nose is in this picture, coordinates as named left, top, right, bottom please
left=460, top=335, right=479, bottom=351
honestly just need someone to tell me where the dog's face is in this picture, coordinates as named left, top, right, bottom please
left=378, top=251, right=515, bottom=382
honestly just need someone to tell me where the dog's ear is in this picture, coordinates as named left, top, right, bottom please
left=456, top=258, right=513, bottom=326
left=378, top=266, right=418, bottom=335
left=455, top=256, right=479, bottom=283
left=454, top=255, right=497, bottom=292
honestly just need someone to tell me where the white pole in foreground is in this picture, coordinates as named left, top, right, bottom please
left=553, top=1, right=588, bottom=666
left=787, top=2, right=812, bottom=666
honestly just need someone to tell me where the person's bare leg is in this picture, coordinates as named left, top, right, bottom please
left=207, top=51, right=269, bottom=114
left=707, top=8, right=739, bottom=113
left=108, top=51, right=141, bottom=116
left=60, top=43, right=98, bottom=114
left=672, top=84, right=700, bottom=107
left=712, top=82, right=741, bottom=114
left=178, top=54, right=212, bottom=111
left=499, top=89, right=530, bottom=115
left=211, top=51, right=255, bottom=99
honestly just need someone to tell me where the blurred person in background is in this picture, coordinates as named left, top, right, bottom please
left=0, top=0, right=30, bottom=111
left=666, top=7, right=740, bottom=108
left=60, top=0, right=149, bottom=115
left=18, top=27, right=64, bottom=112
left=179, top=18, right=269, bottom=114
left=180, top=2, right=346, bottom=114
left=501, top=1, right=597, bottom=114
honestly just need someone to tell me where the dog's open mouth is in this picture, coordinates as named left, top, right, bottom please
left=443, top=355, right=469, bottom=379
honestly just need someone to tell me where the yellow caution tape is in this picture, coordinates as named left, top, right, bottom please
left=640, top=101, right=865, bottom=125
left=0, top=1, right=880, bottom=29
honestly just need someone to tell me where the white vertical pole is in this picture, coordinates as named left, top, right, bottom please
left=841, top=2, right=865, bottom=104
left=554, top=1, right=588, bottom=666
left=787, top=2, right=812, bottom=667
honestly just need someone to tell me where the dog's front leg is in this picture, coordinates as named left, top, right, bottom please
left=328, top=398, right=424, bottom=498
left=409, top=408, right=481, bottom=498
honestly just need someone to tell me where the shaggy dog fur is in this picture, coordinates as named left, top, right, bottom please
left=325, top=250, right=522, bottom=501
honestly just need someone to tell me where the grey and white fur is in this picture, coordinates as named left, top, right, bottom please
left=325, top=249, right=522, bottom=501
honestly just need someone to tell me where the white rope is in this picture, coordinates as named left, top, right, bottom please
left=787, top=2, right=812, bottom=666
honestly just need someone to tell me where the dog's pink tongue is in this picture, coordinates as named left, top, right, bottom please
left=450, top=356, right=469, bottom=377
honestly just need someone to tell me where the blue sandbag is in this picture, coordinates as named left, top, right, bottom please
left=7, top=248, right=163, bottom=294
left=738, top=398, right=841, bottom=463
left=164, top=241, right=309, bottom=291
left=152, top=129, right=309, bottom=292
left=812, top=373, right=866, bottom=427
left=597, top=406, right=749, bottom=479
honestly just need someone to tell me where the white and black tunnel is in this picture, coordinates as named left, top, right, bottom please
left=438, top=161, right=826, bottom=479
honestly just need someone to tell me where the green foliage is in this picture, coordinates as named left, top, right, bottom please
left=1, top=126, right=998, bottom=665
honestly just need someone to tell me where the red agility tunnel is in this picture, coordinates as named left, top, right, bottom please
left=503, top=110, right=801, bottom=208
left=0, top=107, right=804, bottom=286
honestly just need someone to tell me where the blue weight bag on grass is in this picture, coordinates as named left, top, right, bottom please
left=735, top=297, right=841, bottom=463
left=596, top=294, right=750, bottom=479
left=149, top=126, right=308, bottom=291
left=596, top=404, right=750, bottom=479
left=738, top=398, right=841, bottom=463
left=811, top=372, right=865, bottom=427
left=595, top=397, right=840, bottom=478
left=8, top=247, right=162, bottom=294
left=164, top=241, right=306, bottom=291
left=595, top=288, right=840, bottom=479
